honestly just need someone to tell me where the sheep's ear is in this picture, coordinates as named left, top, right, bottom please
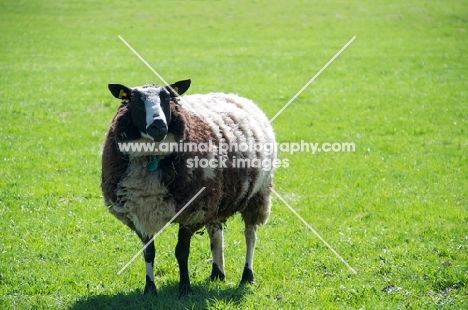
left=108, top=84, right=132, bottom=99
left=166, top=79, right=191, bottom=97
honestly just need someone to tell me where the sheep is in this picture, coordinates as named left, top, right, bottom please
left=101, top=79, right=276, bottom=297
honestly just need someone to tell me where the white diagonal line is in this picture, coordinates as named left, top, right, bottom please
left=272, top=188, right=357, bottom=274
left=118, top=187, right=206, bottom=275
left=269, top=36, right=356, bottom=123
left=118, top=35, right=198, bottom=115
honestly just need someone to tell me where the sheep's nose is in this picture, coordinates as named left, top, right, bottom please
left=146, top=119, right=167, bottom=141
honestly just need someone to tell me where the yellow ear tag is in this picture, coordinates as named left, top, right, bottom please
left=118, top=89, right=127, bottom=99
left=173, top=86, right=179, bottom=95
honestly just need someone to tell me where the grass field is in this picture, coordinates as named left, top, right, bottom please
left=1, top=0, right=467, bottom=309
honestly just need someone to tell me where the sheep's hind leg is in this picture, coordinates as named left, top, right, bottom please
left=138, top=234, right=157, bottom=295
left=240, top=224, right=257, bottom=285
left=207, top=222, right=225, bottom=281
left=175, top=225, right=194, bottom=297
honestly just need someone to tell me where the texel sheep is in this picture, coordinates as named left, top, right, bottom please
left=101, top=79, right=276, bottom=297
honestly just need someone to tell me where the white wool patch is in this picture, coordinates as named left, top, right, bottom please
left=201, top=152, right=217, bottom=180
left=112, top=158, right=176, bottom=236
left=180, top=93, right=276, bottom=199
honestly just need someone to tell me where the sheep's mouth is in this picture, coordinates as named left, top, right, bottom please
left=145, top=122, right=168, bottom=142
left=141, top=132, right=167, bottom=142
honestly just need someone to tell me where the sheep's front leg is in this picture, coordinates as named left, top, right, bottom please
left=207, top=223, right=225, bottom=281
left=240, top=224, right=257, bottom=284
left=175, top=226, right=193, bottom=297
left=140, top=235, right=157, bottom=295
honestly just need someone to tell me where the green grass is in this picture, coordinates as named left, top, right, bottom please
left=1, top=0, right=467, bottom=308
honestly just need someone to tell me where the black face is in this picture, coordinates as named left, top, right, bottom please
left=159, top=89, right=171, bottom=127
left=128, top=88, right=147, bottom=135
left=128, top=86, right=171, bottom=142
left=108, top=79, right=192, bottom=141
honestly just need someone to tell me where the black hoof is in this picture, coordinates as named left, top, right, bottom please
left=240, top=265, right=254, bottom=285
left=178, top=283, right=193, bottom=298
left=144, top=281, right=157, bottom=295
left=210, top=263, right=226, bottom=281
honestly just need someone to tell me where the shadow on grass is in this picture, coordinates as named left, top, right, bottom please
left=70, top=281, right=251, bottom=310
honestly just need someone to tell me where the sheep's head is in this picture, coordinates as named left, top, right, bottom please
left=108, top=79, right=191, bottom=142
